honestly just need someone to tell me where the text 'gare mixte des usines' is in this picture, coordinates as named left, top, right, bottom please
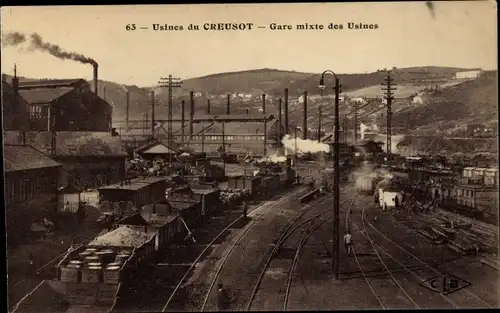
left=127, top=22, right=379, bottom=31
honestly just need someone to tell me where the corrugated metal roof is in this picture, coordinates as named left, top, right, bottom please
left=3, top=131, right=128, bottom=157
left=4, top=145, right=61, bottom=172
left=18, top=78, right=85, bottom=89
left=19, top=87, right=74, bottom=104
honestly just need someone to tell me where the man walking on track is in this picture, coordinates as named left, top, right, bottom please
left=217, top=283, right=230, bottom=311
left=344, top=231, right=353, bottom=256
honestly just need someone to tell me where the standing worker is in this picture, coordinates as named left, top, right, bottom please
left=242, top=201, right=248, bottom=219
left=28, top=253, right=36, bottom=276
left=343, top=231, right=353, bottom=257
left=217, top=283, right=230, bottom=311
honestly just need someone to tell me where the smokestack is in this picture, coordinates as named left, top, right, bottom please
left=303, top=90, right=308, bottom=140
left=262, top=94, right=267, bottom=155
left=12, top=64, right=19, bottom=93
left=207, top=99, right=211, bottom=114
left=125, top=91, right=130, bottom=132
left=93, top=63, right=98, bottom=95
left=189, top=91, right=194, bottom=140
left=278, top=98, right=282, bottom=144
left=181, top=100, right=185, bottom=145
left=226, top=94, right=230, bottom=115
left=284, top=88, right=289, bottom=135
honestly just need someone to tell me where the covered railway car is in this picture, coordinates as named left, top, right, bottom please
left=353, top=173, right=383, bottom=194
left=97, top=176, right=169, bottom=210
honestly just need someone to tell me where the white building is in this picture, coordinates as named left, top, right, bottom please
left=455, top=70, right=481, bottom=79
left=412, top=96, right=423, bottom=104
left=350, top=97, right=367, bottom=104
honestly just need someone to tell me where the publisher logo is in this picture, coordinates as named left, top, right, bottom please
left=419, top=274, right=471, bottom=295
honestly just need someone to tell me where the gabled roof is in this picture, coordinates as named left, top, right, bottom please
left=4, top=144, right=61, bottom=172
left=18, top=78, right=86, bottom=89
left=116, top=211, right=149, bottom=226
left=135, top=140, right=179, bottom=154
left=19, top=87, right=74, bottom=105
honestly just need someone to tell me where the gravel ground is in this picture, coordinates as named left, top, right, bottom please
left=112, top=186, right=309, bottom=312
left=356, top=195, right=498, bottom=309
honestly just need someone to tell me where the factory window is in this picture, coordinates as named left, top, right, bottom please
left=261, top=136, right=265, bottom=141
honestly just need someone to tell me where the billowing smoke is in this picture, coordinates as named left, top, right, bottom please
left=281, top=134, right=330, bottom=155
left=2, top=31, right=96, bottom=65
left=257, top=152, right=287, bottom=163
left=359, top=123, right=368, bottom=140
left=351, top=161, right=394, bottom=190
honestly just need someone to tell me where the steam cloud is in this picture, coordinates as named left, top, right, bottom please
left=258, top=152, right=287, bottom=163
left=281, top=134, right=330, bottom=155
left=2, top=31, right=96, bottom=65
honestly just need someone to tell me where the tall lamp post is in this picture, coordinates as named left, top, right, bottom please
left=318, top=70, right=341, bottom=281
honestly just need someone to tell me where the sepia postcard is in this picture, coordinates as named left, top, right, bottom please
left=1, top=2, right=498, bottom=312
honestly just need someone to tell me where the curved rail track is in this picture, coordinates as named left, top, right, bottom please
left=347, top=197, right=495, bottom=309
left=360, top=206, right=494, bottom=309
left=161, top=186, right=310, bottom=312
left=244, top=193, right=357, bottom=311
left=349, top=196, right=420, bottom=309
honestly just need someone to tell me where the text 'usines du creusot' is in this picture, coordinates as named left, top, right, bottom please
left=128, top=22, right=379, bottom=32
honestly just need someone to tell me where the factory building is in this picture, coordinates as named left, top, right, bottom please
left=3, top=131, right=128, bottom=190
left=4, top=144, right=61, bottom=245
left=17, top=77, right=112, bottom=132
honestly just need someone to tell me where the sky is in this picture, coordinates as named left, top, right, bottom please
left=1, top=2, right=497, bottom=87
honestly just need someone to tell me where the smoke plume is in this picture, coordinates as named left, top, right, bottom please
left=281, top=134, right=330, bottom=155
left=257, top=152, right=287, bottom=163
left=2, top=31, right=96, bottom=65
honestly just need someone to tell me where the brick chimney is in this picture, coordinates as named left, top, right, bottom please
left=12, top=64, right=19, bottom=93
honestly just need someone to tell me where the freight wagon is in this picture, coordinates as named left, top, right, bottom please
left=50, top=226, right=157, bottom=307
left=227, top=175, right=262, bottom=196
left=354, top=174, right=382, bottom=194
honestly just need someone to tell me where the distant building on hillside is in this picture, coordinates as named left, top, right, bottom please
left=412, top=95, right=423, bottom=105
left=455, top=70, right=481, bottom=79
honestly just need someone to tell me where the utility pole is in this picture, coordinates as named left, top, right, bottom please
left=318, top=105, right=322, bottom=142
left=181, top=100, right=185, bottom=146
left=262, top=94, right=267, bottom=156
left=382, top=71, right=396, bottom=161
left=294, top=126, right=298, bottom=165
left=150, top=90, right=157, bottom=139
left=333, top=77, right=341, bottom=281
left=303, top=90, right=308, bottom=140
left=158, top=75, right=183, bottom=147
left=353, top=102, right=358, bottom=144
left=222, top=122, right=226, bottom=172
left=207, top=99, right=211, bottom=114
left=125, top=91, right=130, bottom=132
left=226, top=94, right=231, bottom=115
left=278, top=98, right=282, bottom=146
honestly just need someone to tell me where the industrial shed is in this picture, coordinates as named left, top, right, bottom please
left=4, top=131, right=128, bottom=190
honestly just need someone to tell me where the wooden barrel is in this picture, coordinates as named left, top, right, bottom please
left=84, top=256, right=100, bottom=263
left=69, top=260, right=83, bottom=266
left=78, top=251, right=92, bottom=258
left=95, top=251, right=115, bottom=264
left=85, top=248, right=98, bottom=253
left=107, top=262, right=122, bottom=267
left=103, top=266, right=121, bottom=284
left=81, top=266, right=102, bottom=283
left=60, top=266, right=81, bottom=282
left=87, top=262, right=102, bottom=267
left=115, top=254, right=130, bottom=262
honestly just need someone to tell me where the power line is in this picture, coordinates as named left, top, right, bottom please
left=158, top=75, right=182, bottom=149
left=382, top=71, right=397, bottom=158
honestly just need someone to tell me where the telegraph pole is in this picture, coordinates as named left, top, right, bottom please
left=262, top=94, right=267, bottom=156
left=318, top=105, right=322, bottom=142
left=158, top=75, right=183, bottom=147
left=382, top=71, right=396, bottom=161
left=150, top=90, right=157, bottom=139
left=353, top=102, right=358, bottom=144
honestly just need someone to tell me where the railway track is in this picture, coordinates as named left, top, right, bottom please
left=244, top=192, right=356, bottom=311
left=159, top=186, right=311, bottom=312
left=350, top=196, right=420, bottom=309
left=360, top=207, right=495, bottom=309
left=348, top=197, right=495, bottom=309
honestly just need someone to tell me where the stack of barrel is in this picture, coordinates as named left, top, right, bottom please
left=59, top=247, right=133, bottom=284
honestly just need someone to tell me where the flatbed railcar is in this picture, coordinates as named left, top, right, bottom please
left=97, top=176, right=169, bottom=210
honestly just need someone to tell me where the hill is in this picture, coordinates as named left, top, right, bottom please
left=391, top=70, right=498, bottom=135
left=3, top=67, right=496, bottom=137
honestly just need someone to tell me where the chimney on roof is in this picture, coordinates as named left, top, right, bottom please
left=12, top=64, right=19, bottom=93
left=93, top=63, right=98, bottom=95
